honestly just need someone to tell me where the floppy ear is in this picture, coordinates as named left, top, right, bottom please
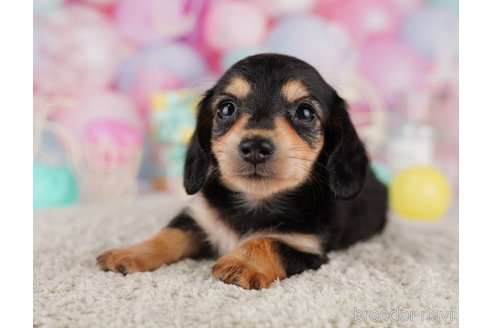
left=324, top=93, right=368, bottom=200
left=183, top=89, right=214, bottom=195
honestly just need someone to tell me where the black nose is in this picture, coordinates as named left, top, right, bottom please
left=238, top=137, right=275, bottom=164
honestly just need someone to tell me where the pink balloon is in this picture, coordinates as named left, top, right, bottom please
left=253, top=0, right=317, bottom=16
left=53, top=92, right=142, bottom=139
left=203, top=0, right=268, bottom=52
left=324, top=0, right=402, bottom=44
left=115, top=0, right=197, bottom=46
left=315, top=0, right=344, bottom=16
left=80, top=0, right=117, bottom=5
left=34, top=5, right=127, bottom=95
left=357, top=39, right=427, bottom=104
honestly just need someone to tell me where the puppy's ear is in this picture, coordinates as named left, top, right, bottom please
left=324, top=93, right=368, bottom=200
left=183, top=89, right=214, bottom=194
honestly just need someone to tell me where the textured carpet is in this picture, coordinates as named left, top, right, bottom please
left=34, top=194, right=458, bottom=327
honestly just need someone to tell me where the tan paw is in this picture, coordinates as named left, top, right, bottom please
left=212, top=256, right=273, bottom=290
left=96, top=247, right=157, bottom=275
left=96, top=228, right=200, bottom=275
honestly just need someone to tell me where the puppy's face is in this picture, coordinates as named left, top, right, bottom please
left=210, top=74, right=325, bottom=199
left=185, top=54, right=368, bottom=201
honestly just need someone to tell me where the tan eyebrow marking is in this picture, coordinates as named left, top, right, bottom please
left=224, top=76, right=252, bottom=99
left=281, top=80, right=310, bottom=102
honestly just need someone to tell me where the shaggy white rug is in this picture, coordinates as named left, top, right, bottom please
left=34, top=194, right=458, bottom=328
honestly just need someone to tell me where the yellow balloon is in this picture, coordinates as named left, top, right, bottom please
left=389, top=166, right=452, bottom=221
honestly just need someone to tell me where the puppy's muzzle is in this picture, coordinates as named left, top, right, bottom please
left=238, top=137, right=275, bottom=165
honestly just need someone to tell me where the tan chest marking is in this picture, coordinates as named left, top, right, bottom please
left=240, top=232, right=323, bottom=255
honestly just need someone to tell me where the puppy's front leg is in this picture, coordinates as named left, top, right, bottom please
left=213, top=237, right=328, bottom=289
left=97, top=212, right=210, bottom=275
left=212, top=238, right=287, bottom=289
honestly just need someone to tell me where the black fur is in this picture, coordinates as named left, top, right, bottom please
left=176, top=53, right=387, bottom=278
left=167, top=212, right=215, bottom=259
left=324, top=94, right=369, bottom=200
left=183, top=90, right=214, bottom=194
left=275, top=242, right=328, bottom=277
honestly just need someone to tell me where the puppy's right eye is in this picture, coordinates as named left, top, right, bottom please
left=217, top=102, right=236, bottom=119
left=295, top=103, right=315, bottom=122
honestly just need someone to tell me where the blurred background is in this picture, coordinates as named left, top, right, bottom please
left=33, top=0, right=458, bottom=221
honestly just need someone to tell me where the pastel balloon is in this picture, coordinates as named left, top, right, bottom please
left=33, top=0, right=63, bottom=16
left=388, top=0, right=424, bottom=13
left=429, top=0, right=459, bottom=12
left=34, top=162, right=79, bottom=209
left=33, top=22, right=48, bottom=79
left=253, top=0, right=317, bottom=16
left=34, top=5, right=126, bottom=95
left=115, top=0, right=197, bottom=46
left=325, top=0, right=402, bottom=43
left=389, top=166, right=452, bottom=220
left=401, top=5, right=458, bottom=58
left=53, top=92, right=142, bottom=139
left=315, top=0, right=344, bottom=17
left=81, top=0, right=117, bottom=5
left=117, top=43, right=206, bottom=91
left=203, top=0, right=268, bottom=52
left=116, top=43, right=206, bottom=114
left=371, top=162, right=392, bottom=186
left=220, top=47, right=266, bottom=71
left=356, top=39, right=426, bottom=104
left=267, top=15, right=356, bottom=76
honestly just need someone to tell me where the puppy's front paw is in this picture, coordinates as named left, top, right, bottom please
left=97, top=228, right=200, bottom=274
left=96, top=247, right=155, bottom=275
left=212, top=256, right=272, bottom=290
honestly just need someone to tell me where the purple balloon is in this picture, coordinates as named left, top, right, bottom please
left=401, top=5, right=458, bottom=58
left=357, top=39, right=427, bottom=104
left=267, top=14, right=356, bottom=76
left=117, top=43, right=206, bottom=93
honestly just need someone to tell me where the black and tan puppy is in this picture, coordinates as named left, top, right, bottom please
left=97, top=54, right=388, bottom=289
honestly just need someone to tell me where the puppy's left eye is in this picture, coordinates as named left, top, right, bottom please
left=295, top=104, right=315, bottom=122
left=218, top=102, right=236, bottom=119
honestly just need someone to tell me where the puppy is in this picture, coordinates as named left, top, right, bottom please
left=97, top=54, right=388, bottom=289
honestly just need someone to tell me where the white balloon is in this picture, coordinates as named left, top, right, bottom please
left=267, top=15, right=356, bottom=78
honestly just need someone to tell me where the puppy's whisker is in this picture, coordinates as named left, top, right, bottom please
left=288, top=156, right=332, bottom=172
left=286, top=156, right=315, bottom=162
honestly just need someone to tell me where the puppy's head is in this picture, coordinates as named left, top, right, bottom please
left=184, top=54, right=368, bottom=200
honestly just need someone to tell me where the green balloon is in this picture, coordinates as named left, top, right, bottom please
left=33, top=162, right=79, bottom=209
left=371, top=162, right=392, bottom=186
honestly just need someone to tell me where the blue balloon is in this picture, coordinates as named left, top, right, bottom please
left=266, top=14, right=354, bottom=74
left=117, top=42, right=207, bottom=92
left=220, top=47, right=266, bottom=71
left=401, top=5, right=458, bottom=58
left=33, top=0, right=63, bottom=16
left=429, top=0, right=459, bottom=13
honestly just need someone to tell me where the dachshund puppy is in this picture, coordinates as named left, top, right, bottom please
left=97, top=54, right=388, bottom=289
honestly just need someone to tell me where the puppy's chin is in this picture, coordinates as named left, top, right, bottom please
left=217, top=161, right=309, bottom=201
